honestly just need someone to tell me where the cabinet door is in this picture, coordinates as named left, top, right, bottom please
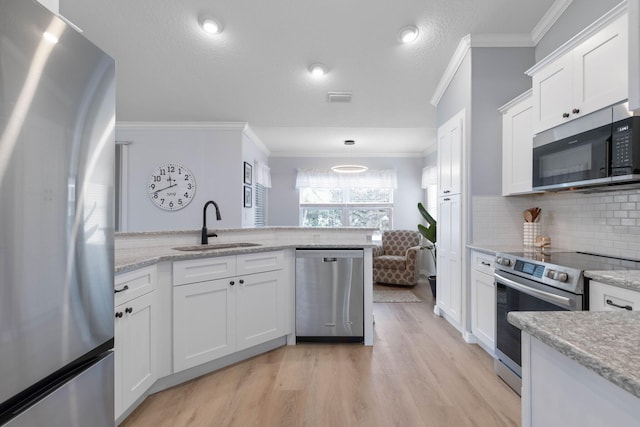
left=573, top=15, right=628, bottom=118
left=532, top=53, right=573, bottom=134
left=502, top=93, right=534, bottom=195
left=436, top=194, right=462, bottom=325
left=236, top=270, right=286, bottom=350
left=115, top=291, right=157, bottom=420
left=471, top=268, right=496, bottom=353
left=437, top=112, right=463, bottom=196
left=173, top=278, right=237, bottom=372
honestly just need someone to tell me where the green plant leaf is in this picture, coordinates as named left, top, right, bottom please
left=417, top=202, right=436, bottom=244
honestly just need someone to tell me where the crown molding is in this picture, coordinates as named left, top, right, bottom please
left=430, top=35, right=471, bottom=107
left=531, top=0, right=574, bottom=44
left=526, top=0, right=628, bottom=76
left=430, top=33, right=537, bottom=107
left=498, top=88, right=533, bottom=113
left=269, top=151, right=427, bottom=158
left=242, top=124, right=270, bottom=156
left=115, top=121, right=249, bottom=131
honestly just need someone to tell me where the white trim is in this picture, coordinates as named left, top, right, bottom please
left=531, top=0, right=574, bottom=44
left=629, top=0, right=640, bottom=111
left=115, top=121, right=249, bottom=131
left=430, top=35, right=470, bottom=107
left=242, top=124, right=270, bottom=156
left=269, top=151, right=428, bottom=158
left=526, top=1, right=628, bottom=76
left=470, top=33, right=535, bottom=47
left=498, top=88, right=533, bottom=113
left=430, top=33, right=536, bottom=107
left=117, top=143, right=129, bottom=232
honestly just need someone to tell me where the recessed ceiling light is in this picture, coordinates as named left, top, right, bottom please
left=309, top=63, right=328, bottom=77
left=200, top=17, right=223, bottom=34
left=344, top=140, right=355, bottom=146
left=331, top=165, right=368, bottom=173
left=399, top=25, right=419, bottom=44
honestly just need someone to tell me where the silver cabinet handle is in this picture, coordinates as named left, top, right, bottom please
left=494, top=273, right=574, bottom=309
left=481, top=261, right=491, bottom=266
left=323, top=257, right=337, bottom=262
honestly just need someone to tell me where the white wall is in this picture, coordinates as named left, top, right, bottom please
left=241, top=132, right=269, bottom=227
left=268, top=156, right=425, bottom=230
left=37, top=0, right=59, bottom=13
left=116, top=124, right=265, bottom=232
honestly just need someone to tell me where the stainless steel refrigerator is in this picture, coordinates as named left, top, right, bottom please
left=0, top=0, right=115, bottom=425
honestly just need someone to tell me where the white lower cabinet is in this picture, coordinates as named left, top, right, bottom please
left=470, top=251, right=495, bottom=354
left=589, top=280, right=640, bottom=311
left=172, top=251, right=287, bottom=373
left=114, top=267, right=158, bottom=421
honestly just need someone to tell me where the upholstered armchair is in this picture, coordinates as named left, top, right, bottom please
left=373, top=230, right=421, bottom=286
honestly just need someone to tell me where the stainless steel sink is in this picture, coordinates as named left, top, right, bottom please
left=172, top=242, right=262, bottom=251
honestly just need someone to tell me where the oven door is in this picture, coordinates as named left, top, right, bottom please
left=495, top=270, right=582, bottom=377
left=532, top=123, right=610, bottom=191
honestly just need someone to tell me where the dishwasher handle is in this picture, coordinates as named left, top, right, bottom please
left=323, top=257, right=338, bottom=262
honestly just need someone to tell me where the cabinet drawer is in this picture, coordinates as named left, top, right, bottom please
left=589, top=281, right=640, bottom=312
left=237, top=251, right=284, bottom=275
left=115, top=265, right=156, bottom=305
left=173, top=256, right=236, bottom=286
left=472, top=251, right=494, bottom=275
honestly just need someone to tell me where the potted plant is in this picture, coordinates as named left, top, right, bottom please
left=417, top=202, right=437, bottom=298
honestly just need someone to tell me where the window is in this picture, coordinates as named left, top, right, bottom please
left=254, top=183, right=267, bottom=227
left=421, top=166, right=437, bottom=221
left=296, top=169, right=396, bottom=230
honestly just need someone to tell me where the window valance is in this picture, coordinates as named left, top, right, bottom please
left=295, top=168, right=397, bottom=189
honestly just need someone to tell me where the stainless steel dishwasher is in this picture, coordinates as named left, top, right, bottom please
left=295, top=249, right=364, bottom=343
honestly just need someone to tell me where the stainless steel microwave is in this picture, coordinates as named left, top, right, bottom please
left=532, top=102, right=640, bottom=191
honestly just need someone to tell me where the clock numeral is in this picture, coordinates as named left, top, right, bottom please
left=153, top=193, right=158, bottom=199
left=153, top=176, right=161, bottom=182
left=184, top=192, right=189, bottom=198
left=160, top=198, right=165, bottom=205
left=184, top=174, right=190, bottom=181
left=169, top=201, right=174, bottom=208
left=187, top=184, right=192, bottom=190
left=150, top=184, right=155, bottom=190
left=178, top=199, right=183, bottom=205
left=159, top=168, right=166, bottom=176
left=168, top=166, right=175, bottom=173
left=178, top=168, right=183, bottom=175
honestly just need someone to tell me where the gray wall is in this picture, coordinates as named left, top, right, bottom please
left=116, top=126, right=266, bottom=232
left=436, top=52, right=472, bottom=128
left=470, top=47, right=535, bottom=196
left=268, top=156, right=425, bottom=230
left=536, top=0, right=622, bottom=61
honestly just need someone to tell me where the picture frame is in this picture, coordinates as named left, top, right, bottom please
left=243, top=185, right=252, bottom=208
left=243, top=161, right=252, bottom=185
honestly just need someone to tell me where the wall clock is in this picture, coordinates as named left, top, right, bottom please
left=147, top=163, right=196, bottom=211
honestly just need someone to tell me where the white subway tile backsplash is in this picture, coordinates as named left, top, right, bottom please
left=472, top=188, right=640, bottom=260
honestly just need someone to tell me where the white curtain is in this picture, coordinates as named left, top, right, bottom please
left=295, top=168, right=397, bottom=189
left=254, top=161, right=272, bottom=188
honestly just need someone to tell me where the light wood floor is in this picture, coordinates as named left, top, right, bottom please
left=121, top=281, right=520, bottom=427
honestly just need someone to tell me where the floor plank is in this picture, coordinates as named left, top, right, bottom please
left=121, top=282, right=520, bottom=427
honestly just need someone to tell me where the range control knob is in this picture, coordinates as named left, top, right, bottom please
left=546, top=270, right=569, bottom=282
left=496, top=257, right=512, bottom=267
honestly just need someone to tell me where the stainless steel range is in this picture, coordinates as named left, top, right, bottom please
left=493, top=251, right=640, bottom=394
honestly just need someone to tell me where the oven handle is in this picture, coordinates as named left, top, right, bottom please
left=494, top=273, right=574, bottom=309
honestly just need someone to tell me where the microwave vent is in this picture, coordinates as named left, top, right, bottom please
left=327, top=92, right=352, bottom=103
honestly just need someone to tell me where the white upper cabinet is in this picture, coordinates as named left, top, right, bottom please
left=437, top=112, right=463, bottom=197
left=530, top=13, right=628, bottom=134
left=501, top=90, right=534, bottom=195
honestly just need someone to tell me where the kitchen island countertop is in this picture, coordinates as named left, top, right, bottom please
left=508, top=310, right=640, bottom=399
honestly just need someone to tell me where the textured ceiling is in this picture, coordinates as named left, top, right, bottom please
left=60, top=0, right=556, bottom=156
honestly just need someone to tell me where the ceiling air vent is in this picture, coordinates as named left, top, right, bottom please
left=327, top=92, right=352, bottom=103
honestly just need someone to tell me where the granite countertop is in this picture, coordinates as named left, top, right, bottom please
left=584, top=270, right=640, bottom=292
left=116, top=239, right=377, bottom=274
left=508, top=311, right=640, bottom=399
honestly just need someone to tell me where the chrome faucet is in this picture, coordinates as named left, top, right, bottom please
left=201, top=200, right=222, bottom=244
